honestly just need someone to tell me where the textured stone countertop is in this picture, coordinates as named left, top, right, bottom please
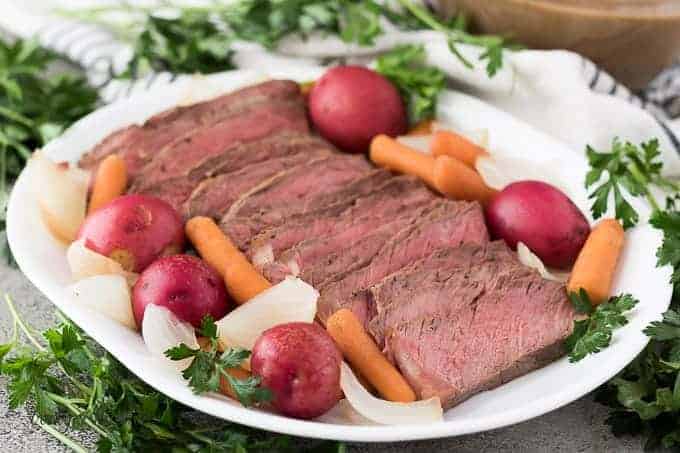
left=0, top=264, right=644, bottom=452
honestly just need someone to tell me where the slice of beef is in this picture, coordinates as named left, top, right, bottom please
left=131, top=99, right=309, bottom=192
left=262, top=200, right=439, bottom=286
left=247, top=175, right=432, bottom=263
left=80, top=80, right=302, bottom=176
left=133, top=132, right=328, bottom=212
left=183, top=148, right=333, bottom=220
left=382, top=243, right=574, bottom=409
left=220, top=156, right=375, bottom=249
left=316, top=200, right=489, bottom=326
left=367, top=241, right=515, bottom=347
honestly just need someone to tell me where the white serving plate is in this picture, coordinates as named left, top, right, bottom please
left=7, top=68, right=672, bottom=443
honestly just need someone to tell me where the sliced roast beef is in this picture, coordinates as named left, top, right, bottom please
left=367, top=241, right=515, bottom=346
left=183, top=148, right=333, bottom=219
left=80, top=80, right=302, bottom=176
left=248, top=174, right=432, bottom=262
left=262, top=200, right=439, bottom=285
left=380, top=242, right=574, bottom=409
left=133, top=132, right=328, bottom=211
left=220, top=156, right=375, bottom=249
left=316, top=200, right=489, bottom=326
left=131, top=99, right=309, bottom=192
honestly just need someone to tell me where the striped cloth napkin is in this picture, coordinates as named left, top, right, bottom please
left=3, top=0, right=680, bottom=176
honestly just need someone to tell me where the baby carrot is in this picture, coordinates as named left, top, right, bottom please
left=219, top=367, right=253, bottom=400
left=326, top=308, right=416, bottom=403
left=430, top=130, right=488, bottom=168
left=88, top=154, right=127, bottom=213
left=185, top=216, right=271, bottom=304
left=567, top=218, right=625, bottom=305
left=369, top=134, right=436, bottom=188
left=407, top=120, right=434, bottom=136
left=433, top=155, right=498, bottom=206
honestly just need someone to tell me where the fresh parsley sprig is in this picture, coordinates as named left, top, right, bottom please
left=165, top=315, right=272, bottom=407
left=565, top=290, right=638, bottom=363
left=375, top=44, right=446, bottom=124
left=0, top=39, right=99, bottom=264
left=0, top=295, right=340, bottom=452
left=585, top=138, right=680, bottom=229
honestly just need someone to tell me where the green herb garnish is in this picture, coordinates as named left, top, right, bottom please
left=165, top=315, right=272, bottom=407
left=565, top=290, right=638, bottom=363
left=375, top=44, right=446, bottom=124
left=0, top=39, right=99, bottom=264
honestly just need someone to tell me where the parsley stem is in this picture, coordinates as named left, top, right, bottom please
left=628, top=161, right=662, bottom=212
left=33, top=415, right=89, bottom=453
left=4, top=294, right=45, bottom=352
left=46, top=392, right=109, bottom=439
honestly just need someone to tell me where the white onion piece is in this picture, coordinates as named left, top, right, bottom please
left=142, top=304, right=199, bottom=371
left=27, top=151, right=88, bottom=243
left=517, top=242, right=569, bottom=282
left=67, top=239, right=139, bottom=286
left=475, top=154, right=570, bottom=195
left=340, top=363, right=443, bottom=425
left=316, top=399, right=375, bottom=425
left=66, top=274, right=136, bottom=330
left=216, top=277, right=317, bottom=350
left=432, top=122, right=489, bottom=148
left=396, top=135, right=432, bottom=153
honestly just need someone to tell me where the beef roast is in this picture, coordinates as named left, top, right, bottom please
left=183, top=148, right=333, bottom=219
left=247, top=174, right=431, bottom=262
left=316, top=200, right=489, bottom=326
left=131, top=98, right=309, bottom=192
left=367, top=241, right=515, bottom=346
left=377, top=242, right=574, bottom=409
left=80, top=80, right=302, bottom=177
left=220, top=156, right=375, bottom=249
left=263, top=200, right=439, bottom=285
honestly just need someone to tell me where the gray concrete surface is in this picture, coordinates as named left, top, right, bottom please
left=0, top=264, right=645, bottom=452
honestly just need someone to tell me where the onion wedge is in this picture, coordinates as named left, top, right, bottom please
left=340, top=363, right=443, bottom=425
left=476, top=154, right=569, bottom=195
left=216, top=277, right=318, bottom=350
left=67, top=239, right=139, bottom=286
left=27, top=151, right=88, bottom=243
left=396, top=135, right=432, bottom=153
left=142, top=304, right=199, bottom=371
left=517, top=242, right=569, bottom=282
left=66, top=274, right=136, bottom=330
left=316, top=399, right=375, bottom=425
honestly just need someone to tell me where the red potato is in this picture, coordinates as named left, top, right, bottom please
left=251, top=322, right=341, bottom=419
left=309, top=66, right=407, bottom=153
left=77, top=194, right=184, bottom=272
left=485, top=180, right=590, bottom=269
left=133, top=254, right=229, bottom=328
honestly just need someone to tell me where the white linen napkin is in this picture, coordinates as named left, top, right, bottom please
left=3, top=0, right=680, bottom=176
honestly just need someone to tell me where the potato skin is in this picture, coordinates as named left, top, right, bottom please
left=485, top=181, right=590, bottom=269
left=77, top=194, right=184, bottom=272
left=309, top=66, right=408, bottom=153
left=251, top=322, right=341, bottom=419
left=132, top=254, right=229, bottom=328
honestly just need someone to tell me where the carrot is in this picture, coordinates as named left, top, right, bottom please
left=185, top=216, right=271, bottom=304
left=326, top=309, right=416, bottom=403
left=430, top=130, right=488, bottom=168
left=567, top=218, right=625, bottom=305
left=433, top=155, right=498, bottom=206
left=219, top=367, right=253, bottom=400
left=88, top=154, right=127, bottom=213
left=369, top=134, right=436, bottom=188
left=407, top=120, right=434, bottom=136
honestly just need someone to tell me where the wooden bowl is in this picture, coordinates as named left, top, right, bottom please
left=439, top=0, right=680, bottom=89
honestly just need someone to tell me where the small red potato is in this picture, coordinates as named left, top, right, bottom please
left=251, top=322, right=342, bottom=419
left=133, top=254, right=229, bottom=328
left=485, top=180, right=590, bottom=269
left=309, top=66, right=408, bottom=153
left=77, top=194, right=184, bottom=272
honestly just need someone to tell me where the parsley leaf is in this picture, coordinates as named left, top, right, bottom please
left=165, top=315, right=271, bottom=407
left=565, top=292, right=638, bottom=362
left=585, top=138, right=680, bottom=229
left=376, top=44, right=446, bottom=124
